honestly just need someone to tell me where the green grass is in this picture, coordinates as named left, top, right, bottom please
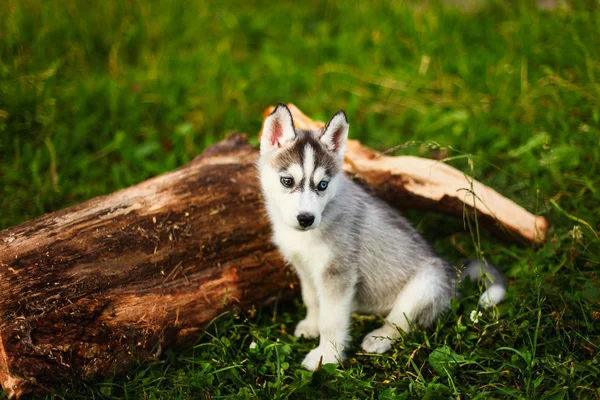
left=1, top=0, right=599, bottom=398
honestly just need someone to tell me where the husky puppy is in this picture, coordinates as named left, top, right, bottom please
left=258, top=104, right=506, bottom=371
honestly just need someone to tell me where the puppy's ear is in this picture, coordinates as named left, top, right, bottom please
left=260, top=104, right=296, bottom=155
left=320, top=110, right=348, bottom=161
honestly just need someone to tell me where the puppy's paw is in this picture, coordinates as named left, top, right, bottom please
left=294, top=319, right=319, bottom=339
left=361, top=327, right=395, bottom=354
left=301, top=345, right=343, bottom=371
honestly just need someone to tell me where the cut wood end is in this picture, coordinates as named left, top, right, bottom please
left=533, top=217, right=551, bottom=243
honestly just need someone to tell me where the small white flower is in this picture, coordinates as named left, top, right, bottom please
left=470, top=310, right=483, bottom=324
left=568, top=225, right=583, bottom=241
left=578, top=123, right=590, bottom=133
left=249, top=341, right=257, bottom=350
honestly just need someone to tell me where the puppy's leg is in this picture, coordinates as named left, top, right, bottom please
left=361, top=266, right=449, bottom=353
left=360, top=291, right=410, bottom=354
left=294, top=266, right=320, bottom=339
left=301, top=264, right=354, bottom=371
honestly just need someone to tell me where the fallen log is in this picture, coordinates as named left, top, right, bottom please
left=0, top=134, right=293, bottom=397
left=0, top=106, right=549, bottom=397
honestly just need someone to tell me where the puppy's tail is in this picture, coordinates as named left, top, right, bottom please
left=459, top=259, right=506, bottom=308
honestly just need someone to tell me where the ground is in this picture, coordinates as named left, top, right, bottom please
left=1, top=0, right=599, bottom=398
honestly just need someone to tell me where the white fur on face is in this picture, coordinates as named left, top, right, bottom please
left=260, top=143, right=341, bottom=231
left=313, top=166, right=327, bottom=185
left=303, top=145, right=315, bottom=185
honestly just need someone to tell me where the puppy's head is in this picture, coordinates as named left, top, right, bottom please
left=258, top=104, right=349, bottom=231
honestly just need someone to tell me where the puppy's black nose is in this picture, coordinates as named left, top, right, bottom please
left=297, top=213, right=315, bottom=228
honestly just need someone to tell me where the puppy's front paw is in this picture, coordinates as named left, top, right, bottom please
left=301, top=345, right=343, bottom=371
left=294, top=319, right=319, bottom=339
left=361, top=327, right=395, bottom=354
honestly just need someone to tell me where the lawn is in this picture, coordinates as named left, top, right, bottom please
left=1, top=0, right=599, bottom=398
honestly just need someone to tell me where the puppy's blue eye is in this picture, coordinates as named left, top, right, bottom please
left=281, top=177, right=294, bottom=188
left=317, top=181, right=328, bottom=191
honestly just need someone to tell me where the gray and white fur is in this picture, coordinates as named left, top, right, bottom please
left=258, top=104, right=506, bottom=371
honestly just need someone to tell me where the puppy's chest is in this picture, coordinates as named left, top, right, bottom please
left=273, top=226, right=333, bottom=272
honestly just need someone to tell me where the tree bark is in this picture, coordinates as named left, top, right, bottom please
left=0, top=134, right=294, bottom=397
left=0, top=107, right=549, bottom=397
